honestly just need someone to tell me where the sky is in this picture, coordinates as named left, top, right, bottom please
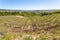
left=0, top=0, right=60, bottom=10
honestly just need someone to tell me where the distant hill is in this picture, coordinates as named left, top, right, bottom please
left=0, top=9, right=60, bottom=12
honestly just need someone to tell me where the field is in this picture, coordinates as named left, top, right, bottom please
left=0, top=11, right=60, bottom=40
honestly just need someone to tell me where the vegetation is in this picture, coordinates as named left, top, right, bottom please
left=23, top=36, right=33, bottom=40
left=0, top=10, right=60, bottom=16
left=0, top=10, right=60, bottom=40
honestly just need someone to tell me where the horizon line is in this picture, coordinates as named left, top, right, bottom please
left=0, top=8, right=60, bottom=10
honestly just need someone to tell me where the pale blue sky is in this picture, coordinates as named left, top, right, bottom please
left=0, top=0, right=60, bottom=10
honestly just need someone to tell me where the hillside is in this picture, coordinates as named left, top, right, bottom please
left=0, top=10, right=60, bottom=40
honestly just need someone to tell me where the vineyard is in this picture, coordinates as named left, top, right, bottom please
left=0, top=11, right=60, bottom=40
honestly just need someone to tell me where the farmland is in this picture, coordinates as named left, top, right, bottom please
left=0, top=10, right=60, bottom=40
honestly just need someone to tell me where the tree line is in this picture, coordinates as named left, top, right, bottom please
left=0, top=11, right=60, bottom=16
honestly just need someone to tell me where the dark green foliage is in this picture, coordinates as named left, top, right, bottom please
left=0, top=11, right=60, bottom=16
left=0, top=12, right=20, bottom=16
left=40, top=12, right=52, bottom=16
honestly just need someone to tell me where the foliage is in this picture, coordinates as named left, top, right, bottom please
left=23, top=36, right=33, bottom=40
left=0, top=10, right=60, bottom=40
left=0, top=11, right=60, bottom=16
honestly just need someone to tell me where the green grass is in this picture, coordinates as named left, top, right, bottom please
left=23, top=36, right=33, bottom=40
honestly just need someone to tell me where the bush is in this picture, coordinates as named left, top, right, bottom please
left=23, top=36, right=33, bottom=40
left=35, top=37, right=46, bottom=40
left=3, top=34, right=15, bottom=40
left=53, top=38, right=57, bottom=40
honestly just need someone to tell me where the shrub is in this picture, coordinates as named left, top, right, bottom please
left=3, top=33, right=15, bottom=40
left=23, top=36, right=33, bottom=40
left=53, top=38, right=57, bottom=40
left=35, top=37, right=46, bottom=40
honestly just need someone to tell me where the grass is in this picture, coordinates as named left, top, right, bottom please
left=23, top=36, right=33, bottom=40
left=0, top=12, right=60, bottom=40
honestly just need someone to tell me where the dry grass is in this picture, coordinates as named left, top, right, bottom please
left=0, top=14, right=60, bottom=40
